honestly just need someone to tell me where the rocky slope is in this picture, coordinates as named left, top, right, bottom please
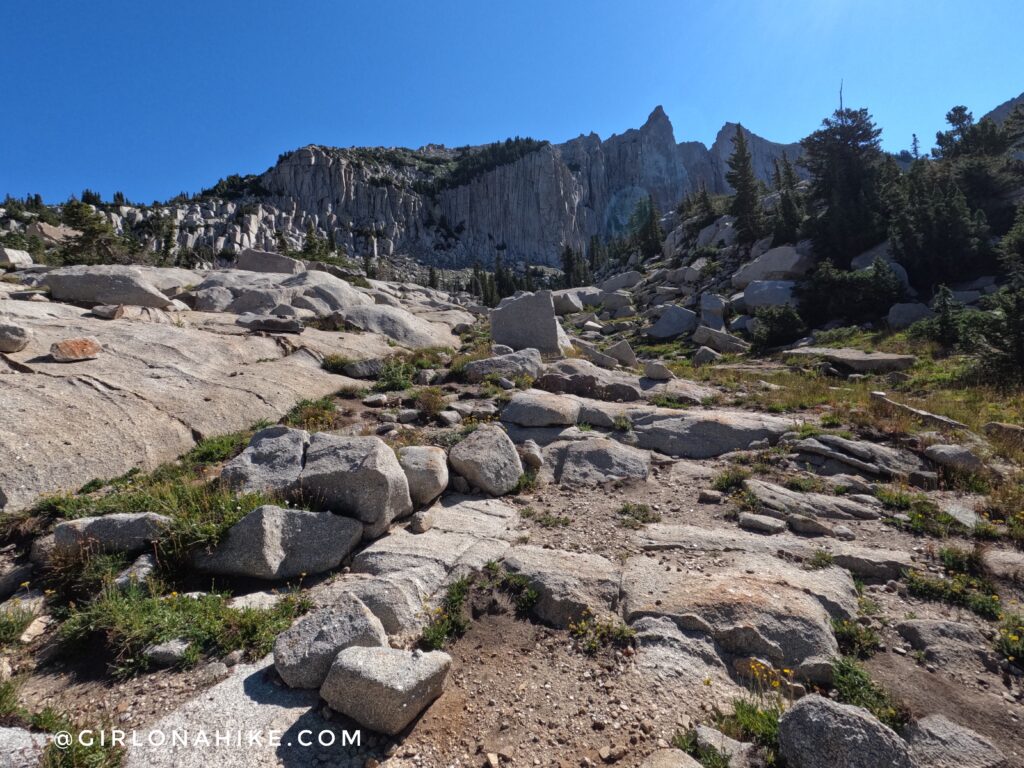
left=0, top=241, right=1022, bottom=767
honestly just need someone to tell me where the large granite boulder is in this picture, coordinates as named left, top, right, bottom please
left=0, top=247, right=33, bottom=269
left=397, top=446, right=449, bottom=507
left=448, top=425, right=523, bottom=496
left=732, top=245, right=814, bottom=289
left=44, top=265, right=175, bottom=308
left=743, top=280, right=797, bottom=309
left=0, top=321, right=32, bottom=353
left=193, top=505, right=362, bottom=579
left=779, top=695, right=913, bottom=768
left=235, top=248, right=305, bottom=274
left=331, top=304, right=456, bottom=348
left=463, top=348, right=544, bottom=383
left=556, top=438, right=650, bottom=486
left=692, top=325, right=750, bottom=354
left=490, top=291, right=572, bottom=356
left=53, top=512, right=171, bottom=555
left=273, top=594, right=387, bottom=688
left=319, top=646, right=451, bottom=735
left=646, top=305, right=697, bottom=339
left=219, top=425, right=308, bottom=495
left=300, top=434, right=413, bottom=538
left=904, top=714, right=1007, bottom=768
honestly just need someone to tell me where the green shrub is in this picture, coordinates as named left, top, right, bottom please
left=412, top=386, right=446, bottom=419
left=373, top=357, right=416, bottom=392
left=832, top=618, right=881, bottom=658
left=797, top=257, right=904, bottom=328
left=567, top=610, right=636, bottom=655
left=283, top=397, right=339, bottom=430
left=712, top=468, right=750, bottom=493
left=750, top=304, right=807, bottom=351
left=420, top=578, right=471, bottom=650
left=321, top=354, right=352, bottom=374
left=831, top=656, right=908, bottom=730
left=995, top=613, right=1024, bottom=665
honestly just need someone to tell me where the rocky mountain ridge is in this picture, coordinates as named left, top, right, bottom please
left=57, top=108, right=803, bottom=270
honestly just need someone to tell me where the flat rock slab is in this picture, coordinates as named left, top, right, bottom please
left=784, top=346, right=916, bottom=373
left=622, top=553, right=857, bottom=676
left=635, top=524, right=913, bottom=581
left=502, top=545, right=621, bottom=627
left=500, top=389, right=581, bottom=427
left=631, top=409, right=792, bottom=458
left=744, top=479, right=881, bottom=521
left=793, top=434, right=925, bottom=479
left=0, top=297, right=371, bottom=512
left=123, top=658, right=331, bottom=768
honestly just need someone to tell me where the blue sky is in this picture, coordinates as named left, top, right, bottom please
left=2, top=0, right=1021, bottom=203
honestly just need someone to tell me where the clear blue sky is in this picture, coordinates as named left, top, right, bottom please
left=2, top=0, right=1021, bottom=203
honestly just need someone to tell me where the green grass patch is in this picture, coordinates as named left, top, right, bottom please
left=712, top=467, right=750, bottom=493
left=671, top=729, right=731, bottom=768
left=904, top=569, right=1001, bottom=620
left=420, top=578, right=471, bottom=650
left=0, top=603, right=36, bottom=647
left=482, top=562, right=539, bottom=615
left=616, top=502, right=661, bottom=529
left=283, top=396, right=341, bottom=431
left=717, top=697, right=783, bottom=767
left=58, top=585, right=309, bottom=678
left=832, top=656, right=908, bottom=730
left=649, top=394, right=691, bottom=410
left=519, top=507, right=570, bottom=528
left=878, top=488, right=967, bottom=538
left=805, top=550, right=834, bottom=570
left=832, top=618, right=882, bottom=658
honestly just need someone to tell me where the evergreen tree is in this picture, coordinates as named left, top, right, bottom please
left=930, top=285, right=961, bottom=350
left=301, top=222, right=329, bottom=260
left=628, top=197, right=663, bottom=259
left=772, top=152, right=804, bottom=244
left=428, top=266, right=439, bottom=289
left=800, top=107, right=886, bottom=266
left=725, top=125, right=764, bottom=244
left=560, top=244, right=589, bottom=288
left=274, top=230, right=291, bottom=255
left=362, top=253, right=377, bottom=279
left=932, top=105, right=1024, bottom=233
left=887, top=160, right=992, bottom=289
left=587, top=235, right=606, bottom=274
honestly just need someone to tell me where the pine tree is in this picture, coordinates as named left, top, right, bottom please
left=800, top=107, right=886, bottom=266
left=772, top=152, right=803, bottom=244
left=887, top=160, right=992, bottom=289
left=725, top=125, right=763, bottom=244
left=428, top=266, right=439, bottom=289
left=628, top=197, right=663, bottom=259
